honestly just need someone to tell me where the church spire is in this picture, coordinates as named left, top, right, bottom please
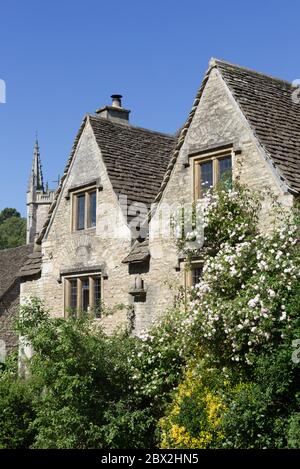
left=26, top=136, right=55, bottom=244
left=28, top=137, right=44, bottom=192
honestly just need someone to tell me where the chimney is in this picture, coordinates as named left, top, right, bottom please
left=96, top=94, right=130, bottom=124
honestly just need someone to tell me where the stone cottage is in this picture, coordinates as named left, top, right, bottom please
left=1, top=58, right=300, bottom=354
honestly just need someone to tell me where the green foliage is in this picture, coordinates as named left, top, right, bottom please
left=220, top=341, right=300, bottom=448
left=1, top=185, right=300, bottom=449
left=0, top=207, right=21, bottom=224
left=12, top=299, right=157, bottom=448
left=159, top=361, right=227, bottom=449
left=0, top=207, right=26, bottom=249
left=287, top=413, right=300, bottom=448
left=0, top=356, right=36, bottom=448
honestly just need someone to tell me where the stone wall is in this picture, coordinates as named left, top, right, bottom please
left=0, top=281, right=20, bottom=358
left=27, top=191, right=54, bottom=244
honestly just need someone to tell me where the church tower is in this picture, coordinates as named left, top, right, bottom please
left=26, top=139, right=55, bottom=244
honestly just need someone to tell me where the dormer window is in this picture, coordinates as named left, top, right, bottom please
left=193, top=151, right=232, bottom=199
left=72, top=187, right=97, bottom=231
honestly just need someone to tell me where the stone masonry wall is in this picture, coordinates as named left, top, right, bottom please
left=0, top=281, right=20, bottom=358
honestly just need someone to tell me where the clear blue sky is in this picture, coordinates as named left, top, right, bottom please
left=0, top=0, right=299, bottom=216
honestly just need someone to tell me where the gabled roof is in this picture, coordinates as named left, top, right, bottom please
left=214, top=59, right=300, bottom=193
left=37, top=115, right=176, bottom=243
left=124, top=59, right=300, bottom=264
left=151, top=59, right=300, bottom=212
left=0, top=244, right=34, bottom=298
left=35, top=59, right=300, bottom=265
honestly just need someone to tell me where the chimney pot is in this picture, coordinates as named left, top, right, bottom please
left=111, top=94, right=122, bottom=108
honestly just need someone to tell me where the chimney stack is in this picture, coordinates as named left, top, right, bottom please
left=96, top=94, right=130, bottom=124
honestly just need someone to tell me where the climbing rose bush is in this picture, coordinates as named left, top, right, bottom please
left=188, top=219, right=300, bottom=364
left=172, top=184, right=262, bottom=256
left=129, top=307, right=187, bottom=404
left=168, top=184, right=300, bottom=365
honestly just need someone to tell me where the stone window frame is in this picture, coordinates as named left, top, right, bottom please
left=63, top=272, right=102, bottom=318
left=71, top=185, right=97, bottom=232
left=185, top=260, right=203, bottom=288
left=191, top=146, right=234, bottom=200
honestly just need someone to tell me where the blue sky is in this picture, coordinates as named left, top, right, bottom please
left=0, top=0, right=299, bottom=216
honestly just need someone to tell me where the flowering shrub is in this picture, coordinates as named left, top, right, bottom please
left=129, top=307, right=187, bottom=404
left=172, top=184, right=261, bottom=257
left=188, top=217, right=300, bottom=365
left=159, top=184, right=300, bottom=448
left=159, top=363, right=226, bottom=448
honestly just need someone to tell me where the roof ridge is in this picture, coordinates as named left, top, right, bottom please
left=211, top=57, right=294, bottom=87
left=88, top=114, right=176, bottom=139
left=0, top=243, right=33, bottom=254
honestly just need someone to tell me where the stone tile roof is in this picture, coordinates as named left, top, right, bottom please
left=19, top=247, right=42, bottom=279
left=151, top=59, right=300, bottom=213
left=214, top=59, right=300, bottom=193
left=0, top=244, right=34, bottom=298
left=122, top=239, right=149, bottom=264
left=88, top=116, right=176, bottom=209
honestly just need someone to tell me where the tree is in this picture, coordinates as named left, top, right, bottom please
left=0, top=208, right=21, bottom=224
left=0, top=208, right=26, bottom=249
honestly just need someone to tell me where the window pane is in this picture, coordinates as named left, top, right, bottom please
left=94, top=277, right=101, bottom=318
left=70, top=279, right=77, bottom=315
left=192, top=267, right=203, bottom=286
left=219, top=156, right=232, bottom=187
left=200, top=161, right=213, bottom=194
left=77, top=194, right=85, bottom=230
left=81, top=278, right=89, bottom=312
left=81, top=278, right=90, bottom=312
left=89, top=191, right=96, bottom=228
